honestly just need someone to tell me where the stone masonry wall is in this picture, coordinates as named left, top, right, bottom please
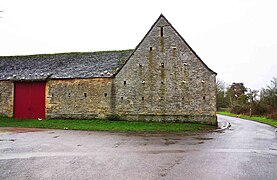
left=113, top=16, right=217, bottom=124
left=0, top=81, right=14, bottom=117
left=46, top=78, right=112, bottom=119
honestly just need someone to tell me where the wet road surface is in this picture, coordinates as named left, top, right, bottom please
left=1, top=115, right=277, bottom=180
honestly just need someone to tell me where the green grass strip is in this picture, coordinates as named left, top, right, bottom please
left=0, top=117, right=215, bottom=133
left=217, top=111, right=277, bottom=127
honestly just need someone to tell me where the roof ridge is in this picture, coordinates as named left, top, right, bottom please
left=0, top=49, right=133, bottom=58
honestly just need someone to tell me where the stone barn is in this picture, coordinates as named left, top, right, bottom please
left=0, top=14, right=217, bottom=125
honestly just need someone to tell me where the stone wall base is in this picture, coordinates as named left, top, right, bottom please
left=46, top=113, right=217, bottom=126
left=116, top=114, right=218, bottom=125
left=47, top=113, right=100, bottom=120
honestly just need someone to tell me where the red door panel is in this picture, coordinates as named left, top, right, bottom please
left=14, top=82, right=46, bottom=119
left=29, top=82, right=46, bottom=119
left=14, top=82, right=31, bottom=119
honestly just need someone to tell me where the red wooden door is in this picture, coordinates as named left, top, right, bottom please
left=14, top=82, right=46, bottom=119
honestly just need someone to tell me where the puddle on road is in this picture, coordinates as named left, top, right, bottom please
left=124, top=132, right=198, bottom=138
left=164, top=140, right=176, bottom=146
left=0, top=139, right=16, bottom=142
left=146, top=149, right=196, bottom=154
left=194, top=137, right=213, bottom=141
left=112, top=133, right=217, bottom=147
left=186, top=141, right=204, bottom=145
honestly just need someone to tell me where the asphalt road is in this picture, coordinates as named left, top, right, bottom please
left=1, top=115, right=277, bottom=180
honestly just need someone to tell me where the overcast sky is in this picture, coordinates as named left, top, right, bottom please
left=0, top=0, right=276, bottom=91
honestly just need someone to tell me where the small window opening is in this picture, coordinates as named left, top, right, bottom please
left=182, top=80, right=186, bottom=84
left=172, top=47, right=176, bottom=50
left=124, top=81, right=126, bottom=85
left=139, top=63, right=142, bottom=67
left=84, top=93, right=87, bottom=97
left=142, top=97, right=144, bottom=100
left=161, top=63, right=164, bottom=67
left=160, top=27, right=164, bottom=37
left=51, top=93, right=54, bottom=97
left=161, top=81, right=164, bottom=84
left=104, top=93, right=108, bottom=97
left=68, top=93, right=71, bottom=97
left=160, top=97, right=163, bottom=100
left=150, top=47, right=153, bottom=51
left=121, top=97, right=124, bottom=100
left=203, top=96, right=206, bottom=100
left=182, top=97, right=185, bottom=100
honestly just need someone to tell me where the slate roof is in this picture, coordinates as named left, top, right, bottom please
left=0, top=50, right=133, bottom=81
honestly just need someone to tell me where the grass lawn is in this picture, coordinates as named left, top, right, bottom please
left=0, top=117, right=215, bottom=133
left=218, top=111, right=277, bottom=127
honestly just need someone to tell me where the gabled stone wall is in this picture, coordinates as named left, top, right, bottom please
left=0, top=15, right=217, bottom=125
left=113, top=16, right=217, bottom=124
left=46, top=78, right=112, bottom=119
left=0, top=81, right=14, bottom=117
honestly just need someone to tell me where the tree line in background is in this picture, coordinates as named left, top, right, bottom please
left=217, top=77, right=277, bottom=120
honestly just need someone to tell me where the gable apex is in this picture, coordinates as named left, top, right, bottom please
left=157, top=14, right=217, bottom=75
left=115, top=14, right=216, bottom=76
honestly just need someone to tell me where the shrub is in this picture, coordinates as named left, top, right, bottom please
left=230, top=105, right=249, bottom=114
left=251, top=102, right=271, bottom=116
left=266, top=111, right=277, bottom=120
